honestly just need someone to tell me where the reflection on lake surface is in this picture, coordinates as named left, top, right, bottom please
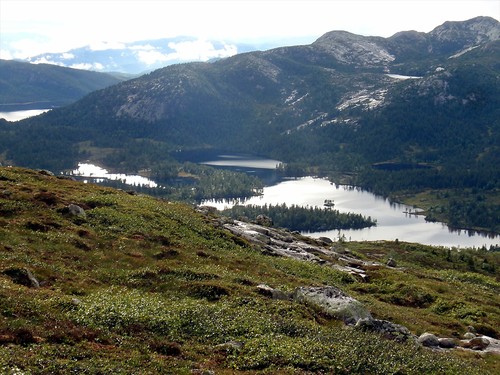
left=70, top=163, right=158, bottom=188
left=0, top=109, right=51, bottom=122
left=201, top=155, right=281, bottom=169
left=204, top=177, right=499, bottom=248
left=178, top=151, right=282, bottom=185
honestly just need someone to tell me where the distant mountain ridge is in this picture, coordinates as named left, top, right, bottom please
left=29, top=16, right=497, bottom=143
left=23, top=36, right=302, bottom=74
left=0, top=60, right=126, bottom=111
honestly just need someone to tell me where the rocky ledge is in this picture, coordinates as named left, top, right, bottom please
left=200, top=211, right=499, bottom=355
left=221, top=218, right=384, bottom=281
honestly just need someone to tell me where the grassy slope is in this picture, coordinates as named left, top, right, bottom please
left=0, top=167, right=498, bottom=374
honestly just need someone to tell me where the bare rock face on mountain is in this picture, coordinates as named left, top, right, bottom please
left=429, top=16, right=500, bottom=49
left=312, top=31, right=394, bottom=68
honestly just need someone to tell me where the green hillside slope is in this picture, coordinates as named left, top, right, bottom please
left=0, top=167, right=498, bottom=373
left=0, top=60, right=125, bottom=111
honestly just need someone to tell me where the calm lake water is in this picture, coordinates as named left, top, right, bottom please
left=69, top=163, right=159, bottom=187
left=0, top=109, right=51, bottom=122
left=199, top=156, right=499, bottom=248
left=175, top=150, right=282, bottom=185
left=70, top=156, right=499, bottom=248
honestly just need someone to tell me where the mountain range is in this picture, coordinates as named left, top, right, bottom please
left=23, top=36, right=298, bottom=74
left=0, top=16, right=499, bottom=232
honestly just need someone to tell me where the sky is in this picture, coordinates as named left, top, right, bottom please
left=1, top=0, right=499, bottom=60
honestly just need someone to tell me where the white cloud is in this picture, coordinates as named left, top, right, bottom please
left=60, top=52, right=75, bottom=60
left=135, top=39, right=238, bottom=65
left=28, top=58, right=105, bottom=71
left=31, top=56, right=64, bottom=66
left=136, top=50, right=170, bottom=65
left=1, top=1, right=498, bottom=60
left=70, top=62, right=105, bottom=71
left=168, top=40, right=238, bottom=61
left=88, top=41, right=126, bottom=51
left=8, top=38, right=52, bottom=59
left=128, top=44, right=157, bottom=51
left=0, top=49, right=13, bottom=60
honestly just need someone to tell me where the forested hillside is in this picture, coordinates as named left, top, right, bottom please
left=0, top=60, right=125, bottom=111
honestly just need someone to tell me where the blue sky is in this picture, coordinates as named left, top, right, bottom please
left=1, top=0, right=499, bottom=59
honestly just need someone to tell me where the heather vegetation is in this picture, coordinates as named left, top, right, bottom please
left=0, top=167, right=499, bottom=373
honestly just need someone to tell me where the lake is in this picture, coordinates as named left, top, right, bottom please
left=197, top=156, right=499, bottom=248
left=70, top=156, right=499, bottom=248
left=69, top=163, right=159, bottom=188
left=174, top=150, right=282, bottom=185
left=0, top=109, right=51, bottom=122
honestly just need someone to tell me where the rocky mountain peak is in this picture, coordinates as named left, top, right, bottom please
left=312, top=31, right=394, bottom=68
left=430, top=16, right=500, bottom=44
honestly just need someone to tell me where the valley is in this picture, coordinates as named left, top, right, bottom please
left=1, top=17, right=498, bottom=237
left=67, top=157, right=500, bottom=248
left=0, top=15, right=499, bottom=374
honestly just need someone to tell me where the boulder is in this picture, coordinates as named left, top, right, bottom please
left=67, top=204, right=86, bottom=217
left=463, top=332, right=476, bottom=339
left=386, top=258, right=397, bottom=267
left=319, top=236, right=333, bottom=244
left=256, top=284, right=290, bottom=300
left=469, top=337, right=490, bottom=350
left=293, top=286, right=371, bottom=324
left=214, top=340, right=244, bottom=352
left=255, top=214, right=273, bottom=227
left=2, top=267, right=40, bottom=288
left=38, top=169, right=54, bottom=176
left=356, top=318, right=414, bottom=342
left=438, top=337, right=456, bottom=348
left=418, top=332, right=440, bottom=347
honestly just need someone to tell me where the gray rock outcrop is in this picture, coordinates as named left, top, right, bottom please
left=464, top=337, right=490, bottom=350
left=293, top=286, right=371, bottom=324
left=463, top=332, right=476, bottom=339
left=386, top=258, right=397, bottom=267
left=67, top=204, right=86, bottom=217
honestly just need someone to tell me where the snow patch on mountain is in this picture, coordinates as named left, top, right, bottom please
left=448, top=45, right=480, bottom=59
left=284, top=90, right=309, bottom=106
left=282, top=112, right=332, bottom=135
left=386, top=74, right=422, bottom=80
left=296, top=113, right=329, bottom=130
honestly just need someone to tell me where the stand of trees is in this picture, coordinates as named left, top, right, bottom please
left=221, top=203, right=376, bottom=232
